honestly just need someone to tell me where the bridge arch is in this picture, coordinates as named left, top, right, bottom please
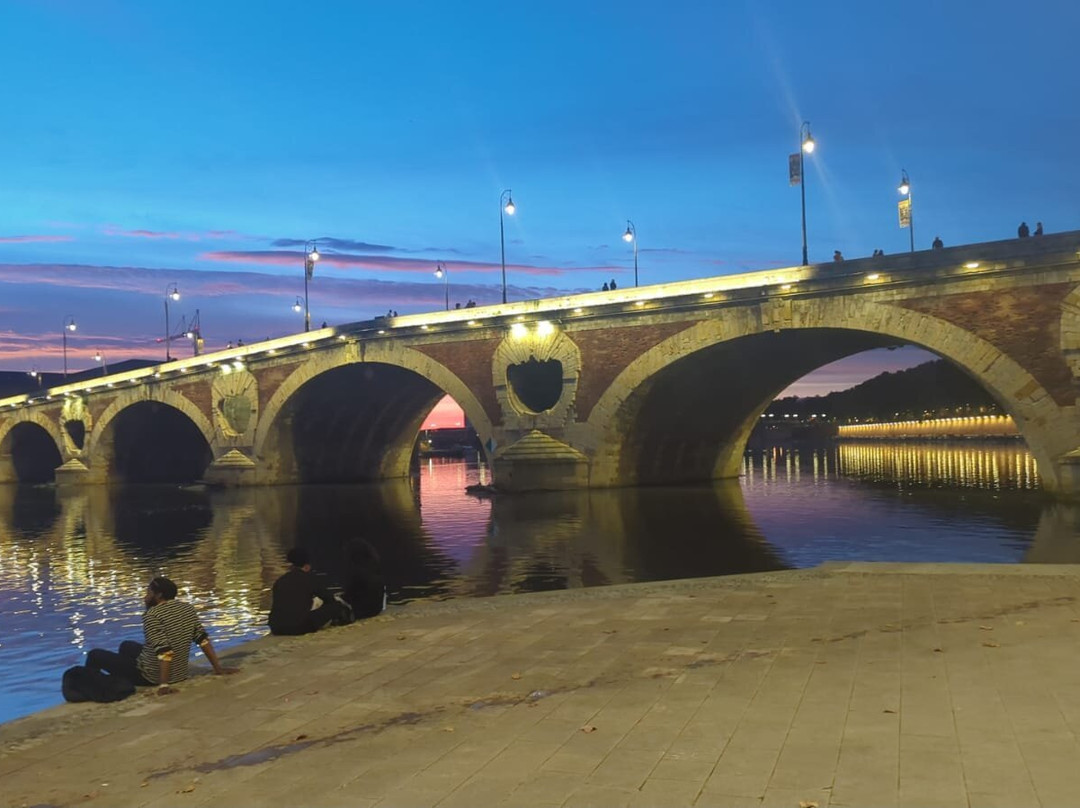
left=254, top=344, right=494, bottom=484
left=586, top=297, right=1077, bottom=492
left=0, top=413, right=64, bottom=483
left=87, top=390, right=215, bottom=483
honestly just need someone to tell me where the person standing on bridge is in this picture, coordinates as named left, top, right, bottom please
left=1018, top=222, right=1030, bottom=238
left=1035, top=222, right=1044, bottom=236
left=932, top=236, right=944, bottom=249
left=268, top=547, right=337, bottom=636
left=833, top=250, right=844, bottom=262
left=85, top=576, right=237, bottom=696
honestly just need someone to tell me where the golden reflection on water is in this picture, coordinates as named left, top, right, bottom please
left=743, top=441, right=1040, bottom=490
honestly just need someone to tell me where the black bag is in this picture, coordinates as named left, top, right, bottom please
left=61, top=665, right=136, bottom=703
left=330, top=593, right=355, bottom=627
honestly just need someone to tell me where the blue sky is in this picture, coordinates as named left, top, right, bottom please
left=1, top=0, right=1078, bottom=397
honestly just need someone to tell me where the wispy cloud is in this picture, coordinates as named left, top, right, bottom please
left=271, top=237, right=395, bottom=252
left=0, top=330, right=159, bottom=368
left=199, top=250, right=617, bottom=278
left=0, top=235, right=74, bottom=243
left=103, top=225, right=191, bottom=240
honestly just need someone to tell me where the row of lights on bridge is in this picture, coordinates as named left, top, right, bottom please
left=10, top=255, right=992, bottom=409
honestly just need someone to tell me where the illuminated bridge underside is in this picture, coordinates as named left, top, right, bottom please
left=3, top=232, right=1080, bottom=495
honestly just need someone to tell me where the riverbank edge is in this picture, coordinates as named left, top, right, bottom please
left=5, top=561, right=1080, bottom=752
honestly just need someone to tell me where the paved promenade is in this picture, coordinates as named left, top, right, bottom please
left=6, top=562, right=1080, bottom=808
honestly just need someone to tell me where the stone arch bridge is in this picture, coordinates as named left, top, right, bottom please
left=4, top=232, right=1080, bottom=494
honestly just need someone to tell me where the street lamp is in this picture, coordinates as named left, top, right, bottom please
left=164, top=283, right=180, bottom=361
left=434, top=262, right=449, bottom=310
left=303, top=240, right=319, bottom=332
left=27, top=369, right=41, bottom=388
left=62, top=315, right=76, bottom=378
left=622, top=220, right=638, bottom=287
left=292, top=297, right=304, bottom=314
left=499, top=189, right=515, bottom=304
left=93, top=350, right=107, bottom=376
left=898, top=169, right=914, bottom=253
left=798, top=121, right=815, bottom=266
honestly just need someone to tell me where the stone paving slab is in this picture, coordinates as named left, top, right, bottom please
left=6, top=564, right=1080, bottom=807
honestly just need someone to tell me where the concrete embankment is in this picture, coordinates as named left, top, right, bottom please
left=4, top=563, right=1080, bottom=808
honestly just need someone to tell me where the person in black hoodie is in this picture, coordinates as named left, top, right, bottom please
left=342, top=539, right=387, bottom=619
left=268, top=548, right=336, bottom=635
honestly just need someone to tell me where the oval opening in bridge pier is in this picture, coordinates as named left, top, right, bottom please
left=507, top=357, right=563, bottom=413
left=64, top=420, right=86, bottom=450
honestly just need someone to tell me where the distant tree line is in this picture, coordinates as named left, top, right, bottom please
left=765, top=359, right=1000, bottom=423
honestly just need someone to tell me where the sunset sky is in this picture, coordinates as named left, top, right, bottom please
left=2, top=1, right=1078, bottom=426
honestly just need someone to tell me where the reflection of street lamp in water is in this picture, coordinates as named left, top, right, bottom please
left=93, top=351, right=107, bottom=376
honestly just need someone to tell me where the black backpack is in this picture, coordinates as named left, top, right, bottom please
left=61, top=666, right=136, bottom=703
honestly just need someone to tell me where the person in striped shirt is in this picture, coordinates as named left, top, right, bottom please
left=86, top=576, right=237, bottom=695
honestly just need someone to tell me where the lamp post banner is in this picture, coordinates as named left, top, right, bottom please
left=898, top=197, right=911, bottom=228
left=788, top=153, right=801, bottom=186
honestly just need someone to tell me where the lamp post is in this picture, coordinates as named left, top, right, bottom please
left=898, top=169, right=914, bottom=253
left=292, top=297, right=304, bottom=315
left=799, top=121, right=815, bottom=265
left=434, top=262, right=450, bottom=310
left=164, top=283, right=180, bottom=361
left=622, top=220, right=638, bottom=287
left=62, top=315, right=76, bottom=378
left=28, top=369, right=41, bottom=388
left=93, top=350, right=107, bottom=376
left=499, top=189, right=515, bottom=304
left=303, top=240, right=319, bottom=332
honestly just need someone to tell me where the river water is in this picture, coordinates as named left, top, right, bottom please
left=1, top=440, right=1073, bottom=725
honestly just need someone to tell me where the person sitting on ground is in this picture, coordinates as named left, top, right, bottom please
left=85, top=576, right=237, bottom=696
left=932, top=236, right=944, bottom=249
left=268, top=547, right=337, bottom=636
left=833, top=250, right=844, bottom=262
left=602, top=282, right=610, bottom=291
left=1034, top=222, right=1044, bottom=236
left=341, top=538, right=387, bottom=619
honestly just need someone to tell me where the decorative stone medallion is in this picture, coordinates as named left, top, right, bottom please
left=60, top=396, right=92, bottom=456
left=493, top=326, right=581, bottom=429
left=212, top=369, right=259, bottom=441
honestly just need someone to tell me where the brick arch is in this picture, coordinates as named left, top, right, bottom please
left=0, top=411, right=65, bottom=460
left=586, top=298, right=1078, bottom=492
left=86, top=388, right=215, bottom=460
left=253, top=344, right=495, bottom=466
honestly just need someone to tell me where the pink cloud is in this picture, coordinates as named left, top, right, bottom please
left=0, top=235, right=74, bottom=243
left=104, top=225, right=188, bottom=240
left=0, top=331, right=158, bottom=368
left=199, top=249, right=619, bottom=278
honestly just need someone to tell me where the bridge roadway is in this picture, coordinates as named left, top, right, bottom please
left=2, top=231, right=1080, bottom=493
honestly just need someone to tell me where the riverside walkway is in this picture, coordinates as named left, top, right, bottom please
left=5, top=563, right=1080, bottom=808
